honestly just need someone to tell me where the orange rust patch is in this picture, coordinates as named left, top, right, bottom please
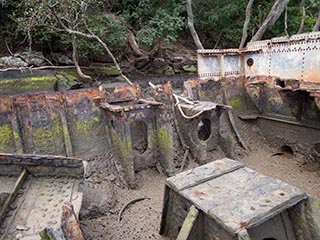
left=193, top=190, right=208, bottom=199
left=214, top=161, right=223, bottom=167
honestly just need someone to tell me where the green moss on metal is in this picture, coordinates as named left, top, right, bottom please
left=72, top=116, right=102, bottom=134
left=89, top=66, right=120, bottom=76
left=228, top=97, right=243, bottom=110
left=157, top=127, right=173, bottom=152
left=0, top=76, right=57, bottom=95
left=2, top=76, right=56, bottom=89
left=52, top=117, right=63, bottom=136
left=0, top=124, right=14, bottom=152
left=55, top=73, right=77, bottom=89
left=112, top=130, right=132, bottom=160
left=32, top=128, right=53, bottom=140
left=12, top=129, right=23, bottom=153
left=32, top=128, right=54, bottom=152
left=182, top=65, right=197, bottom=73
left=227, top=134, right=234, bottom=142
left=152, top=66, right=175, bottom=75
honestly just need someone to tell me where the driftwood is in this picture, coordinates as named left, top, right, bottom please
left=118, top=197, right=150, bottom=222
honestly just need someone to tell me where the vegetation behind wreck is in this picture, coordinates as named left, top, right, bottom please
left=1, top=0, right=320, bottom=59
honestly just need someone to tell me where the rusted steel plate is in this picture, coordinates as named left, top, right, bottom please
left=0, top=153, right=84, bottom=178
left=0, top=88, right=108, bottom=159
left=198, top=32, right=320, bottom=84
left=180, top=102, right=230, bottom=112
left=104, top=84, right=142, bottom=103
left=0, top=176, right=83, bottom=240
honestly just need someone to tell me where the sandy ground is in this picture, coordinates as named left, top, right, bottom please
left=81, top=169, right=169, bottom=240
left=239, top=145, right=320, bottom=198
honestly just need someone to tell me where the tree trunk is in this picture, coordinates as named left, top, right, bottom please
left=186, top=0, right=204, bottom=49
left=313, top=9, right=320, bottom=32
left=71, top=34, right=92, bottom=82
left=128, top=30, right=144, bottom=57
left=297, top=0, right=305, bottom=34
left=251, top=0, right=291, bottom=42
left=284, top=6, right=289, bottom=37
left=239, top=0, right=255, bottom=49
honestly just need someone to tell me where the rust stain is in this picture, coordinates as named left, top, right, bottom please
left=193, top=190, right=208, bottom=199
left=159, top=82, right=173, bottom=95
left=238, top=219, right=252, bottom=230
left=214, top=161, right=223, bottom=167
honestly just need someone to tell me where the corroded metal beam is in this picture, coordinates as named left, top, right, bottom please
left=0, top=153, right=85, bottom=177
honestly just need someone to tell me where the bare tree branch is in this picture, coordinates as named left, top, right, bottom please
left=71, top=34, right=92, bottom=81
left=0, top=65, right=119, bottom=73
left=251, top=0, right=291, bottom=41
left=239, top=0, right=255, bottom=49
left=313, top=9, right=320, bottom=32
left=48, top=5, right=133, bottom=85
left=214, top=31, right=223, bottom=49
left=128, top=30, right=144, bottom=57
left=86, top=28, right=133, bottom=85
left=297, top=0, right=305, bottom=34
left=186, top=0, right=203, bottom=49
left=5, top=40, right=14, bottom=56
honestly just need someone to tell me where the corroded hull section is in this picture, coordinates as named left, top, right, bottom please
left=0, top=89, right=107, bottom=159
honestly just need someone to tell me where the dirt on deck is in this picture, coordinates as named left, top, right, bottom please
left=79, top=142, right=320, bottom=240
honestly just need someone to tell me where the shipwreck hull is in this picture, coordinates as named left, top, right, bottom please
left=0, top=31, right=320, bottom=239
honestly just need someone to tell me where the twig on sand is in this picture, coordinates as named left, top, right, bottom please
left=118, top=197, right=150, bottom=222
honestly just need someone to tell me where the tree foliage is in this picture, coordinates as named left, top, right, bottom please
left=114, top=0, right=185, bottom=48
left=193, top=0, right=320, bottom=48
left=1, top=0, right=320, bottom=58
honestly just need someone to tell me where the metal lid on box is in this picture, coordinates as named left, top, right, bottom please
left=166, top=158, right=307, bottom=234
